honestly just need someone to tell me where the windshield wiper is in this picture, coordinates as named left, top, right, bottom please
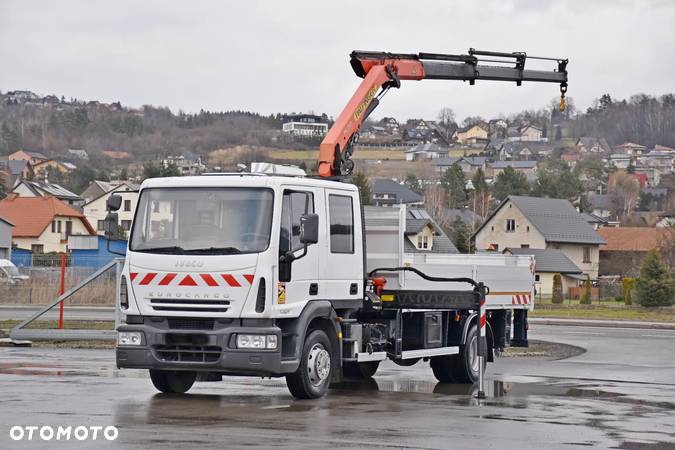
left=183, top=247, right=242, bottom=255
left=135, top=246, right=185, bottom=254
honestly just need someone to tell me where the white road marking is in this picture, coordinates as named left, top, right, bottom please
left=561, top=331, right=604, bottom=335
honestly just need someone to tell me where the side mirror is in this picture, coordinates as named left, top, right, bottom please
left=299, top=214, right=319, bottom=244
left=104, top=212, right=120, bottom=240
left=107, top=194, right=122, bottom=212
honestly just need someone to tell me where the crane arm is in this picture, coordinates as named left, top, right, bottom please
left=317, top=49, right=568, bottom=178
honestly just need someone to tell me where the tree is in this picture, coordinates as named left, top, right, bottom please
left=440, top=163, right=466, bottom=209
left=635, top=249, right=674, bottom=307
left=492, top=166, right=529, bottom=201
left=470, top=168, right=491, bottom=219
left=609, top=172, right=641, bottom=222
left=424, top=185, right=448, bottom=230
left=450, top=217, right=470, bottom=253
left=461, top=116, right=485, bottom=128
left=580, top=275, right=592, bottom=305
left=119, top=168, right=129, bottom=181
left=622, top=277, right=635, bottom=306
left=533, top=167, right=583, bottom=202
left=552, top=274, right=563, bottom=304
left=351, top=171, right=372, bottom=206
left=437, top=107, right=456, bottom=128
left=404, top=173, right=422, bottom=194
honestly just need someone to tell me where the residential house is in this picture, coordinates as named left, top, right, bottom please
left=506, top=125, right=544, bottom=142
left=379, top=117, right=400, bottom=135
left=457, top=156, right=488, bottom=176
left=281, top=114, right=328, bottom=136
left=587, top=193, right=612, bottom=219
left=442, top=208, right=481, bottom=228
left=431, top=157, right=462, bottom=174
left=162, top=152, right=206, bottom=176
left=454, top=123, right=489, bottom=145
left=0, top=216, right=13, bottom=259
left=614, top=142, right=647, bottom=156
left=561, top=153, right=580, bottom=169
left=488, top=119, right=508, bottom=139
left=405, top=143, right=447, bottom=161
left=405, top=208, right=459, bottom=253
left=608, top=172, right=648, bottom=190
left=639, top=152, right=674, bottom=175
left=472, top=196, right=605, bottom=279
left=403, top=119, right=450, bottom=145
left=67, top=148, right=89, bottom=160
left=498, top=141, right=554, bottom=160
left=597, top=227, right=670, bottom=277
left=372, top=179, right=423, bottom=206
left=12, top=180, right=84, bottom=207
left=504, top=247, right=583, bottom=297
left=83, top=182, right=139, bottom=236
left=0, top=159, right=34, bottom=188
left=608, top=153, right=633, bottom=170
left=580, top=212, right=610, bottom=230
left=102, top=150, right=132, bottom=160
left=656, top=215, right=674, bottom=228
left=32, top=159, right=75, bottom=177
left=0, top=196, right=96, bottom=253
left=80, top=180, right=119, bottom=203
left=489, top=160, right=538, bottom=182
left=8, top=150, right=48, bottom=165
left=575, top=137, right=611, bottom=154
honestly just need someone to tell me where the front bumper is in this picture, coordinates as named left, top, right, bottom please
left=116, top=317, right=298, bottom=376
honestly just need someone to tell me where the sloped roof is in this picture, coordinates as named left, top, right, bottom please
left=432, top=156, right=462, bottom=167
left=461, top=156, right=488, bottom=166
left=504, top=248, right=582, bottom=273
left=14, top=180, right=81, bottom=200
left=0, top=196, right=95, bottom=237
left=580, top=212, right=607, bottom=224
left=0, top=159, right=29, bottom=176
left=597, top=227, right=670, bottom=252
left=491, top=160, right=537, bottom=169
left=406, top=143, right=446, bottom=154
left=473, top=196, right=606, bottom=245
left=372, top=179, right=423, bottom=204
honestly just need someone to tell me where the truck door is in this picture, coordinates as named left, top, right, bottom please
left=278, top=189, right=319, bottom=307
left=320, top=190, right=363, bottom=302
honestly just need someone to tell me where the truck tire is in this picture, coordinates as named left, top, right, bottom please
left=343, top=361, right=379, bottom=379
left=286, top=329, right=333, bottom=399
left=430, top=325, right=485, bottom=384
left=149, top=370, right=196, bottom=394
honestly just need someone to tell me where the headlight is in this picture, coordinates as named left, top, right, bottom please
left=236, top=334, right=277, bottom=350
left=118, top=331, right=143, bottom=346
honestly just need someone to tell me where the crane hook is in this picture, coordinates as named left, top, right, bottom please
left=559, top=82, right=568, bottom=112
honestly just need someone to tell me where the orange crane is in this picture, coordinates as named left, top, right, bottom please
left=317, top=49, right=568, bottom=178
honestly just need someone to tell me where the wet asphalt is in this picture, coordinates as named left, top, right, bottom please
left=1, top=325, right=674, bottom=449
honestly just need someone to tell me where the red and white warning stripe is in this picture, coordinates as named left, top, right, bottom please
left=129, top=272, right=254, bottom=288
left=511, top=294, right=531, bottom=305
left=479, top=297, right=487, bottom=329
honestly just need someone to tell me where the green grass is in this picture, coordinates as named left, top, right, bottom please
left=530, top=305, right=675, bottom=322
left=0, top=320, right=114, bottom=330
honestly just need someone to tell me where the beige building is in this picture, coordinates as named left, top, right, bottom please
left=455, top=124, right=489, bottom=145
left=472, top=196, right=605, bottom=280
left=83, top=182, right=139, bottom=236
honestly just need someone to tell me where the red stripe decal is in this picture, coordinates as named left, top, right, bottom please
left=243, top=274, right=254, bottom=284
left=480, top=314, right=487, bottom=328
left=179, top=274, right=198, bottom=286
left=139, top=273, right=157, bottom=285
left=159, top=273, right=177, bottom=286
left=221, top=274, right=241, bottom=287
left=200, top=273, right=219, bottom=287
left=130, top=272, right=138, bottom=282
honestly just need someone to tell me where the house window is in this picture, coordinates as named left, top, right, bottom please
left=121, top=220, right=132, bottom=231
left=526, top=226, right=530, bottom=232
left=506, top=219, right=516, bottom=232
left=423, top=235, right=429, bottom=249
left=535, top=274, right=540, bottom=282
left=97, top=220, right=105, bottom=231
left=57, top=221, right=62, bottom=233
left=417, top=235, right=423, bottom=249
left=491, top=226, right=494, bottom=231
left=51, top=221, right=56, bottom=233
left=31, top=244, right=44, bottom=254
left=124, top=200, right=131, bottom=212
left=329, top=195, right=354, bottom=254
left=65, top=221, right=73, bottom=237
left=583, top=247, right=591, bottom=263
left=521, top=244, right=530, bottom=249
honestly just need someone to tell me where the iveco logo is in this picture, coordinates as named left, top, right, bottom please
left=174, top=260, right=204, bottom=268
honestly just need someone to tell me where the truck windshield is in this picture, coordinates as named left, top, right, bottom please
left=129, top=188, right=274, bottom=255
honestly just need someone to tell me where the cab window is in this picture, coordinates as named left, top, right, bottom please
left=279, top=191, right=314, bottom=254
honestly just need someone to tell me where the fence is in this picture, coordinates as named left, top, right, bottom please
left=0, top=255, right=117, bottom=306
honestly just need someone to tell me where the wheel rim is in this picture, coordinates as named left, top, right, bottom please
left=469, top=335, right=479, bottom=373
left=307, top=343, right=331, bottom=386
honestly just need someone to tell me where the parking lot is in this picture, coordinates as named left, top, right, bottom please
left=1, top=324, right=674, bottom=449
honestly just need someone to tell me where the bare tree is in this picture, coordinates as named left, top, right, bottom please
left=609, top=172, right=641, bottom=222
left=424, top=185, right=450, bottom=230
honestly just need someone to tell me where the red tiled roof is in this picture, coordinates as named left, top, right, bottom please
left=0, top=196, right=95, bottom=237
left=597, top=227, right=670, bottom=252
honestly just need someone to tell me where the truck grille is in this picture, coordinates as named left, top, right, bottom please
left=150, top=299, right=230, bottom=313
left=153, top=345, right=222, bottom=363
left=167, top=318, right=215, bottom=330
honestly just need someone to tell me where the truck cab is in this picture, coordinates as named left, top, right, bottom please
left=116, top=173, right=364, bottom=398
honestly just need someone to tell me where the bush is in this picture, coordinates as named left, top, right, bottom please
left=635, top=250, right=674, bottom=307
left=622, top=277, right=636, bottom=306
left=551, top=273, right=563, bottom=304
left=580, top=275, right=592, bottom=305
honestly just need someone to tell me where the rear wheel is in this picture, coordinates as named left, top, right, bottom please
left=149, top=370, right=196, bottom=394
left=430, top=325, right=485, bottom=384
left=343, top=361, right=379, bottom=379
left=286, top=329, right=334, bottom=399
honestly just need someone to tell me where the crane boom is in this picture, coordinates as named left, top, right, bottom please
left=317, top=49, right=569, bottom=178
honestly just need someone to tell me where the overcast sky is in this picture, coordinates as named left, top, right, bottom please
left=1, top=0, right=674, bottom=122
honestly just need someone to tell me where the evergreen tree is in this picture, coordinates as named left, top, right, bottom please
left=635, top=249, right=674, bottom=307
left=450, top=217, right=470, bottom=253
left=492, top=166, right=529, bottom=201
left=119, top=168, right=129, bottom=180
left=351, top=171, right=372, bottom=206
left=440, top=163, right=467, bottom=208
left=580, top=275, right=592, bottom=304
left=552, top=273, right=563, bottom=304
left=404, top=173, right=422, bottom=194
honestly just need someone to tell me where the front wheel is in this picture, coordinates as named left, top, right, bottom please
left=286, top=329, right=334, bottom=399
left=149, top=370, right=196, bottom=394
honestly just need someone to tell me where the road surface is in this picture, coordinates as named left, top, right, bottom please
left=0, top=324, right=674, bottom=449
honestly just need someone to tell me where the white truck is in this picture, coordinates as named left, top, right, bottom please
left=110, top=168, right=534, bottom=399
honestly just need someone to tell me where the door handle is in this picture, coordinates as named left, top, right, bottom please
left=350, top=283, right=358, bottom=295
left=309, top=283, right=318, bottom=296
